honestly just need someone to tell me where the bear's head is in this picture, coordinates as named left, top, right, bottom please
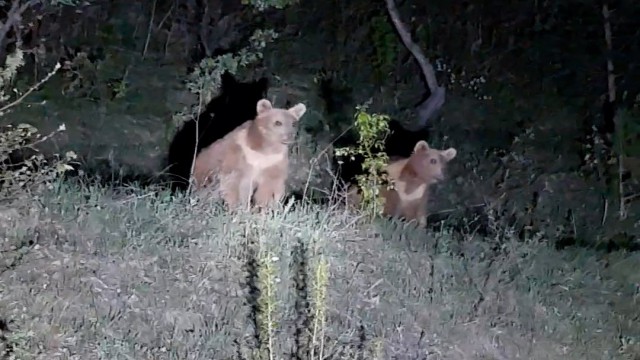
left=252, top=99, right=306, bottom=147
left=406, top=140, right=457, bottom=184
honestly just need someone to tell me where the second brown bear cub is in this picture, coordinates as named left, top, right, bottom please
left=349, top=140, right=457, bottom=227
left=193, top=99, right=306, bottom=209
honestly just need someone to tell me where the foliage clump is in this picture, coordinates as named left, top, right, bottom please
left=172, top=29, right=279, bottom=129
left=171, top=0, right=308, bottom=130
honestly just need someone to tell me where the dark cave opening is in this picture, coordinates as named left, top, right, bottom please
left=165, top=71, right=269, bottom=192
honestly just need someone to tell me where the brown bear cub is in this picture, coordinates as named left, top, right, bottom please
left=192, top=99, right=306, bottom=210
left=348, top=140, right=457, bottom=228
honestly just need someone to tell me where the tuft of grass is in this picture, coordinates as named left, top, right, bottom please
left=0, top=180, right=638, bottom=359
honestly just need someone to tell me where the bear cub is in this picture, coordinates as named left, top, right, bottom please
left=349, top=140, right=457, bottom=227
left=193, top=99, right=307, bottom=209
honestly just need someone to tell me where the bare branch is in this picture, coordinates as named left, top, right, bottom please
left=0, top=0, right=41, bottom=49
left=0, top=62, right=61, bottom=117
left=385, top=0, right=438, bottom=92
left=142, top=0, right=158, bottom=60
left=414, top=86, right=445, bottom=129
left=385, top=0, right=445, bottom=128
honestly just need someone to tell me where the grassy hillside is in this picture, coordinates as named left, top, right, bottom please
left=1, top=182, right=638, bottom=359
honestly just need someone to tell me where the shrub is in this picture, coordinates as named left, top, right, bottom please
left=0, top=45, right=75, bottom=197
left=335, top=102, right=391, bottom=219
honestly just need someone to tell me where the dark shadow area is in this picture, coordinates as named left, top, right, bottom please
left=165, top=72, right=269, bottom=192
left=61, top=159, right=167, bottom=192
left=331, top=118, right=432, bottom=188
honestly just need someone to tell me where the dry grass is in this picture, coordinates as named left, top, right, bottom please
left=0, top=181, right=639, bottom=360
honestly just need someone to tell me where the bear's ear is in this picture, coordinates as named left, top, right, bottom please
left=441, top=148, right=457, bottom=161
left=413, top=140, right=429, bottom=153
left=288, top=103, right=307, bottom=120
left=257, top=99, right=273, bottom=114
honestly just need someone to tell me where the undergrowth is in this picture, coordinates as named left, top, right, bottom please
left=0, top=181, right=638, bottom=359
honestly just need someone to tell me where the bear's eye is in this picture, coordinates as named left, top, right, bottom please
left=274, top=120, right=282, bottom=126
left=430, top=158, right=437, bottom=165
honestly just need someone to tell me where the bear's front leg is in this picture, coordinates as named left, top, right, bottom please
left=382, top=188, right=401, bottom=218
left=221, top=172, right=255, bottom=211
left=253, top=166, right=286, bottom=209
left=397, top=200, right=426, bottom=229
left=414, top=199, right=428, bottom=229
left=253, top=180, right=285, bottom=208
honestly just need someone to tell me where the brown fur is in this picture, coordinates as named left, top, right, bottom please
left=192, top=99, right=306, bottom=209
left=348, top=140, right=457, bottom=227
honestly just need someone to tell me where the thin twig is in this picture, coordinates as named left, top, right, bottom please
left=186, top=86, right=205, bottom=194
left=142, top=0, right=157, bottom=60
left=602, top=3, right=626, bottom=220
left=156, top=3, right=174, bottom=31
left=0, top=62, right=61, bottom=115
left=28, top=125, right=66, bottom=148
left=622, top=193, right=640, bottom=204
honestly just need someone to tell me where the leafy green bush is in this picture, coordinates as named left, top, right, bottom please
left=335, top=102, right=391, bottom=218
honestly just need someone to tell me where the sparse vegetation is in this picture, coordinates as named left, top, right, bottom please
left=0, top=183, right=639, bottom=359
left=0, top=43, right=75, bottom=199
